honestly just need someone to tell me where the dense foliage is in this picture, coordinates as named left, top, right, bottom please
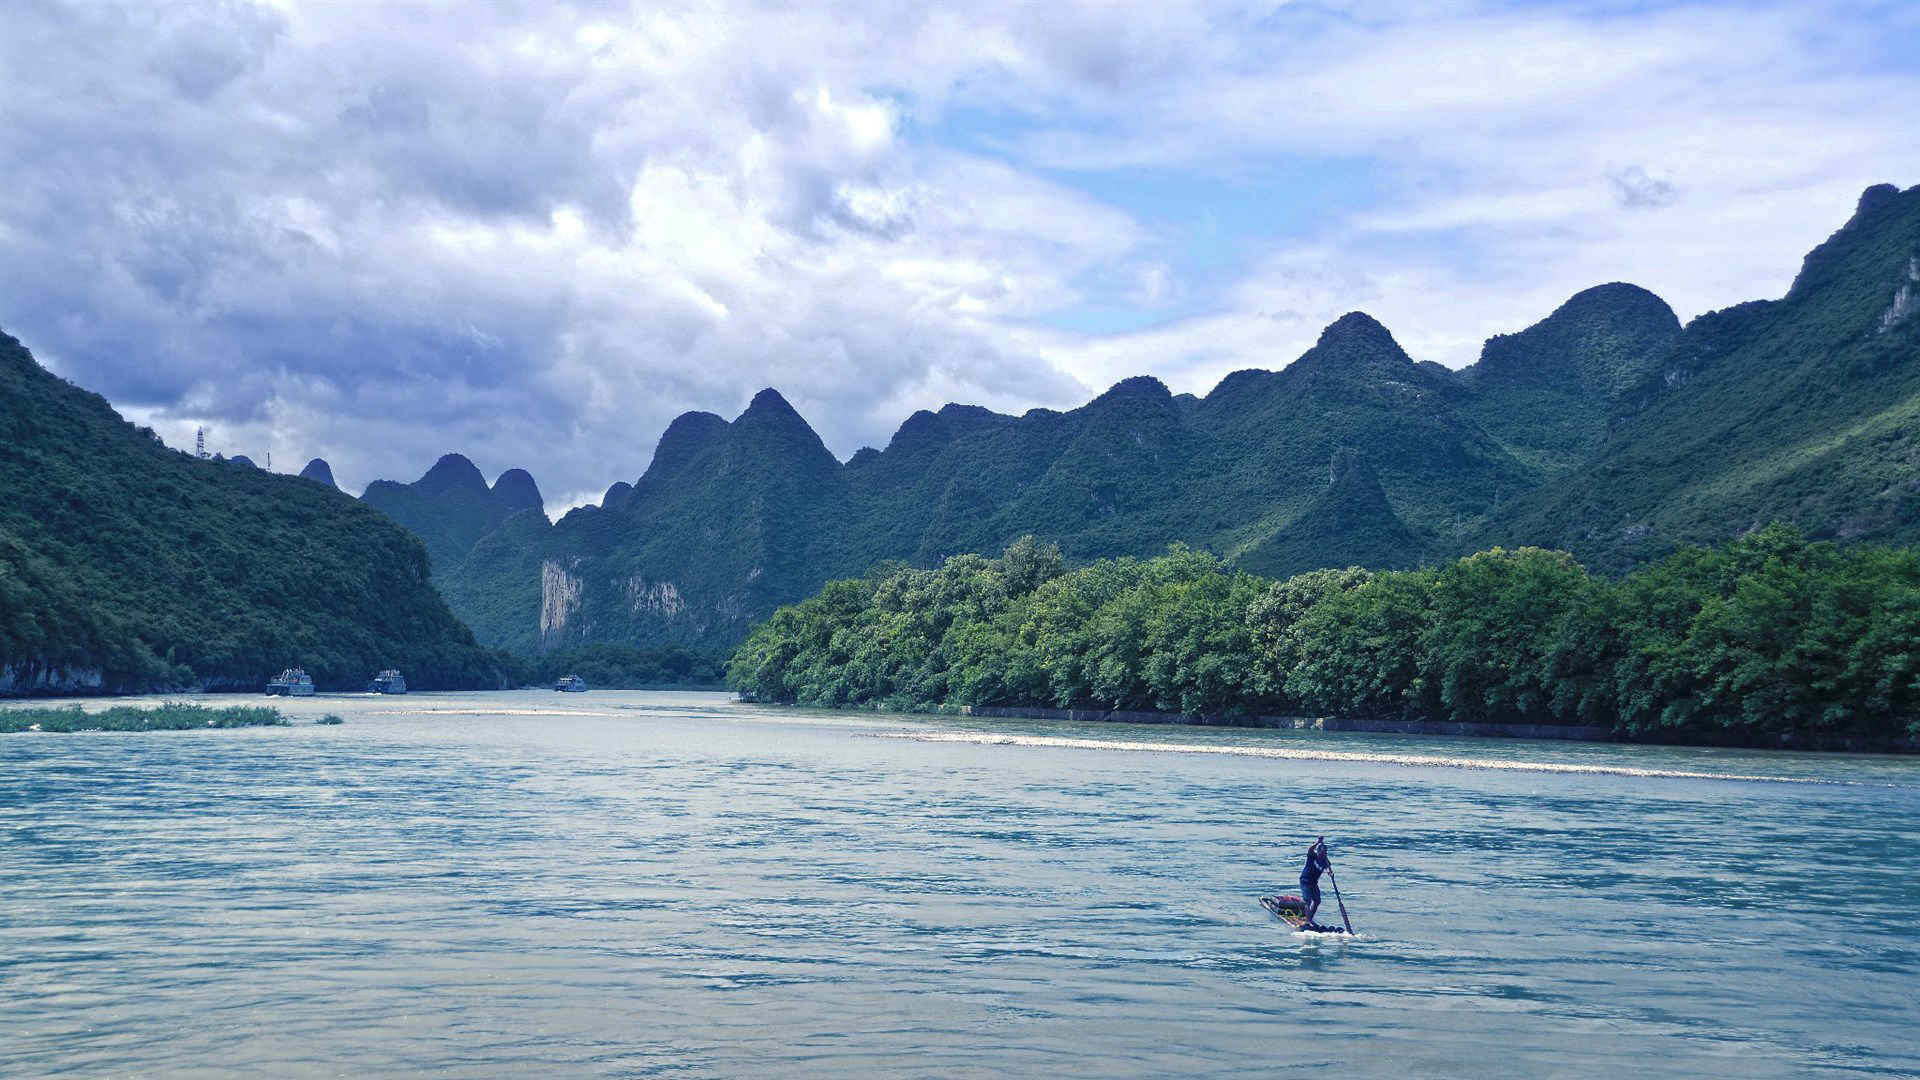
left=526, top=643, right=727, bottom=688
left=0, top=703, right=294, bottom=732
left=728, top=528, right=1920, bottom=740
left=0, top=330, right=510, bottom=694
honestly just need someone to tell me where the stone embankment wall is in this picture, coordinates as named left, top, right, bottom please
left=954, top=705, right=1920, bottom=754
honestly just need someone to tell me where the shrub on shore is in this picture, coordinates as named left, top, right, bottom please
left=0, top=702, right=290, bottom=732
left=523, top=643, right=727, bottom=689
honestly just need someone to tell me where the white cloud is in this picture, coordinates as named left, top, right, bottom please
left=2, top=0, right=1917, bottom=500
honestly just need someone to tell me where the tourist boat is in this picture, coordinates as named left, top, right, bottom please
left=554, top=674, right=588, bottom=692
left=368, top=669, right=407, bottom=694
left=265, top=668, right=315, bottom=697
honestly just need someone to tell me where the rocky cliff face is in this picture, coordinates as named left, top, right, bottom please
left=1879, top=253, right=1919, bottom=334
left=0, top=664, right=107, bottom=695
left=539, top=559, right=583, bottom=637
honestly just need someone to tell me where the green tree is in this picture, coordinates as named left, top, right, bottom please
left=1421, top=548, right=1601, bottom=724
left=1247, top=566, right=1373, bottom=701
left=1282, top=570, right=1436, bottom=717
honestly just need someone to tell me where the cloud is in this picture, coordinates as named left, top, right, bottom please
left=2, top=0, right=1918, bottom=502
left=1609, top=166, right=1679, bottom=211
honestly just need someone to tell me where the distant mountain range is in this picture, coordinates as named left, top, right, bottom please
left=357, top=184, right=1917, bottom=655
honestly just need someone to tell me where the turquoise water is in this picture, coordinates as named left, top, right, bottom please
left=3, top=691, right=1917, bottom=1077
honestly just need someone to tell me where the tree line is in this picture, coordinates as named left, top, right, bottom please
left=518, top=643, right=728, bottom=689
left=726, top=526, right=1920, bottom=739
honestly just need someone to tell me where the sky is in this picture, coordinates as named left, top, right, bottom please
left=4, top=0, right=1919, bottom=510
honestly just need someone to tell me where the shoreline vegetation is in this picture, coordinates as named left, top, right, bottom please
left=519, top=643, right=728, bottom=691
left=0, top=703, right=339, bottom=732
left=727, top=528, right=1920, bottom=750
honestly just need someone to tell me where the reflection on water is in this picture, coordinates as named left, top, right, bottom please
left=3, top=691, right=1917, bottom=1077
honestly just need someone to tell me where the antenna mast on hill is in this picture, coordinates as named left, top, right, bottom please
left=195, top=427, right=208, bottom=460
left=266, top=450, right=272, bottom=471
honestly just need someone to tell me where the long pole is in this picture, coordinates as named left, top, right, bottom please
left=1325, top=862, right=1355, bottom=935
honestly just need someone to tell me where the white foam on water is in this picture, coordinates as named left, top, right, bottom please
left=874, top=730, right=1841, bottom=785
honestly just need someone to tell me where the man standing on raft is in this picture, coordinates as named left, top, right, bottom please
left=1299, top=837, right=1332, bottom=927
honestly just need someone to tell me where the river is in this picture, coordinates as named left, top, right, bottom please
left=3, top=691, right=1916, bottom=1077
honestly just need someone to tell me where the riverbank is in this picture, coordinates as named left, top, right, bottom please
left=947, top=704, right=1920, bottom=754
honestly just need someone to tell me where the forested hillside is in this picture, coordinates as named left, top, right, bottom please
left=1455, top=282, right=1681, bottom=474
left=0, top=331, right=508, bottom=694
left=1481, top=183, right=1920, bottom=569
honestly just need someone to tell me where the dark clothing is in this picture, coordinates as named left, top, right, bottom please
left=1299, top=844, right=1330, bottom=917
left=1293, top=842, right=1333, bottom=926
left=1300, top=847, right=1330, bottom=886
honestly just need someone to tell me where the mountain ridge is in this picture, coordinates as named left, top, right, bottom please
left=384, top=298, right=1642, bottom=650
left=356, top=184, right=1920, bottom=657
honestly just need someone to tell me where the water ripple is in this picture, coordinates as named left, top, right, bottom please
left=2, top=690, right=1916, bottom=1077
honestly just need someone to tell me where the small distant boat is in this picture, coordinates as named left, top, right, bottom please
left=554, top=674, right=588, bottom=692
left=368, top=669, right=407, bottom=694
left=265, top=668, right=315, bottom=697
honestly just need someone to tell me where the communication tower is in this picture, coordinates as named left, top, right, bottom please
left=195, top=427, right=208, bottom=460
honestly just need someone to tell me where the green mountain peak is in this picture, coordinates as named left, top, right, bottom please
left=298, top=458, right=336, bottom=488
left=491, top=468, right=544, bottom=515
left=1456, top=280, right=1682, bottom=474
left=1091, top=374, right=1175, bottom=404
left=731, top=388, right=838, bottom=475
left=739, top=387, right=804, bottom=425
left=414, top=453, right=489, bottom=498
left=1286, top=312, right=1415, bottom=379
left=643, top=410, right=730, bottom=484
left=362, top=451, right=549, bottom=574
